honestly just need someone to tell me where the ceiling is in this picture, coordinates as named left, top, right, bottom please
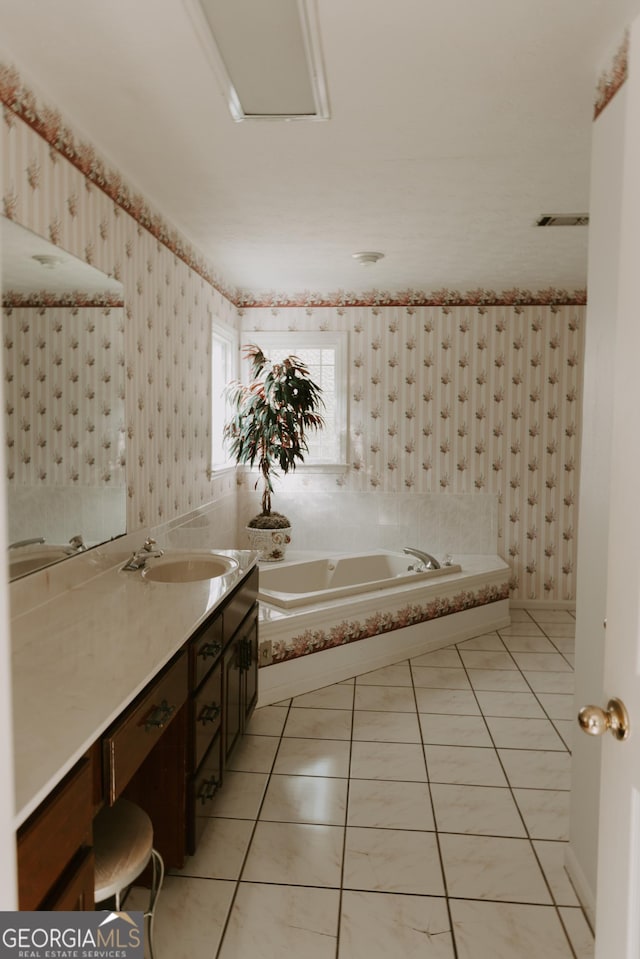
left=0, top=0, right=639, bottom=299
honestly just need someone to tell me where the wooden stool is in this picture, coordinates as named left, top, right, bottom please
left=94, top=799, right=164, bottom=959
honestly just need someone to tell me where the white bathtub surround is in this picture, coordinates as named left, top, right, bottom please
left=237, top=490, right=498, bottom=557
left=258, top=554, right=510, bottom=704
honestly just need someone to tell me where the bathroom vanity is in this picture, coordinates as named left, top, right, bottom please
left=11, top=548, right=258, bottom=910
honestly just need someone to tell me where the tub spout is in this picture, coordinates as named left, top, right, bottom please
left=402, top=547, right=441, bottom=570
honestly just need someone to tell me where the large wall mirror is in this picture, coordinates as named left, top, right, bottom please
left=2, top=218, right=126, bottom=579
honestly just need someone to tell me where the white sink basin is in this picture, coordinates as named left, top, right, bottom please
left=142, top=552, right=239, bottom=583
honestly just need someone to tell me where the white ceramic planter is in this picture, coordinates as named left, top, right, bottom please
left=246, top=526, right=292, bottom=562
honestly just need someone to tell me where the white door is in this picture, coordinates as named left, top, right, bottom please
left=592, top=19, right=640, bottom=957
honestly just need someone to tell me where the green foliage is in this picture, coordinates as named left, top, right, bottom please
left=224, top=344, right=325, bottom=516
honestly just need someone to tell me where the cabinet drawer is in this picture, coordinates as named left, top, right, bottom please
left=192, top=615, right=223, bottom=690
left=223, top=566, right=258, bottom=642
left=193, top=660, right=223, bottom=770
left=18, top=757, right=92, bottom=910
left=190, top=735, right=223, bottom=851
left=103, top=652, right=188, bottom=804
left=43, top=847, right=95, bottom=911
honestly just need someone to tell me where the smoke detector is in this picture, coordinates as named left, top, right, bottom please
left=352, top=251, right=384, bottom=266
left=536, top=214, right=589, bottom=227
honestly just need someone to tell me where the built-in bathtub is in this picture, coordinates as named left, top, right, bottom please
left=258, top=550, right=462, bottom=609
left=257, top=551, right=511, bottom=706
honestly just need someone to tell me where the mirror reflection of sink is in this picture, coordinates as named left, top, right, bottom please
left=141, top=552, right=239, bottom=583
left=9, top=546, right=72, bottom=579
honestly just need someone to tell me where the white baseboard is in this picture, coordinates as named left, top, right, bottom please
left=257, top=600, right=509, bottom=705
left=564, top=844, right=596, bottom=931
left=510, top=599, right=576, bottom=611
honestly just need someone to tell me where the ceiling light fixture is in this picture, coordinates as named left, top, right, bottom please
left=186, top=0, right=330, bottom=122
left=352, top=251, right=384, bottom=266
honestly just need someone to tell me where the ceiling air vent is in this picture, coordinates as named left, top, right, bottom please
left=536, top=214, right=589, bottom=227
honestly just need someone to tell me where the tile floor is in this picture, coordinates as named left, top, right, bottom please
left=136, top=607, right=594, bottom=958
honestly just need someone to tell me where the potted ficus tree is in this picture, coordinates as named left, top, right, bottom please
left=224, top=344, right=325, bottom=562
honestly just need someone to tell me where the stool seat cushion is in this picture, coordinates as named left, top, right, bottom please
left=94, top=799, right=154, bottom=902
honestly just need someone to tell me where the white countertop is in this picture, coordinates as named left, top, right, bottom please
left=10, top=545, right=258, bottom=828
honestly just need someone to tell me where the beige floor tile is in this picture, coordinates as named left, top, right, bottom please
left=352, top=709, right=422, bottom=743
left=513, top=788, right=570, bottom=840
left=292, top=683, right=355, bottom=709
left=242, top=820, right=344, bottom=886
left=219, top=883, right=339, bottom=959
left=533, top=840, right=580, bottom=906
left=171, top=817, right=254, bottom=880
left=440, top=833, right=551, bottom=903
left=529, top=610, right=576, bottom=623
left=339, top=891, right=454, bottom=959
left=425, top=744, right=507, bottom=786
left=283, top=707, right=353, bottom=739
left=350, top=740, right=427, bottom=781
left=508, top=609, right=537, bottom=623
left=498, top=749, right=571, bottom=790
left=501, top=635, right=557, bottom=653
left=457, top=633, right=506, bottom=650
left=537, top=692, right=575, bottom=720
left=553, top=720, right=574, bottom=751
left=498, top=622, right=546, bottom=637
left=475, top=689, right=545, bottom=718
left=245, top=704, right=289, bottom=736
left=128, top=876, right=235, bottom=959
left=430, top=783, right=526, bottom=837
left=410, top=647, right=464, bottom=667
left=420, top=713, right=492, bottom=747
left=272, top=737, right=351, bottom=777
left=355, top=662, right=413, bottom=686
left=524, top=671, right=575, bottom=694
left=411, top=665, right=472, bottom=689
left=485, top=716, right=567, bottom=750
left=510, top=651, right=572, bottom=672
left=226, top=734, right=280, bottom=773
left=550, top=636, right=575, bottom=654
left=459, top=649, right=518, bottom=670
left=467, top=668, right=530, bottom=692
left=541, top=624, right=577, bottom=639
left=414, top=687, right=481, bottom=715
left=559, top=907, right=595, bottom=958
left=207, top=770, right=269, bottom=819
left=450, top=900, right=574, bottom=958
left=343, top=826, right=445, bottom=895
left=260, top=773, right=348, bottom=825
left=353, top=684, right=416, bottom=712
left=347, top=779, right=435, bottom=830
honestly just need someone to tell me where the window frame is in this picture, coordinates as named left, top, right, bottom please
left=210, top=320, right=239, bottom=473
left=239, top=330, right=349, bottom=469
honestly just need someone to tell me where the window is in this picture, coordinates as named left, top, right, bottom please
left=240, top=331, right=348, bottom=466
left=211, top=322, right=239, bottom=470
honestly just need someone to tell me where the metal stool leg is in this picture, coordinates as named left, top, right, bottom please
left=144, top=848, right=164, bottom=959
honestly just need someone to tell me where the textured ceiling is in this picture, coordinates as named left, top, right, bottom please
left=1, top=0, right=639, bottom=297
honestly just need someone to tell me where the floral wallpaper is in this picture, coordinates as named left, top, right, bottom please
left=241, top=303, right=585, bottom=603
left=2, top=302, right=125, bottom=487
left=1, top=62, right=239, bottom=532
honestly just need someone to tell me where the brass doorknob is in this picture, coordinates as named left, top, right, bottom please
left=578, top=698, right=630, bottom=741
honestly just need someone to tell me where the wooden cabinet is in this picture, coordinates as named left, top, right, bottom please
left=15, top=562, right=260, bottom=902
left=186, top=565, right=259, bottom=853
left=17, top=757, right=93, bottom=910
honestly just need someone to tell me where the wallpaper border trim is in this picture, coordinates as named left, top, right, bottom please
left=236, top=287, right=588, bottom=310
left=2, top=290, right=124, bottom=310
left=594, top=30, right=629, bottom=120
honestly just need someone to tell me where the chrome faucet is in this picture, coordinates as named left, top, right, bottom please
left=9, top=537, right=45, bottom=550
left=67, top=534, right=86, bottom=552
left=403, top=546, right=441, bottom=570
left=122, top=537, right=164, bottom=571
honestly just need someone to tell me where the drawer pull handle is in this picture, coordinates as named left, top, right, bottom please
left=198, top=702, right=221, bottom=724
left=144, top=699, right=176, bottom=731
left=198, top=776, right=219, bottom=804
left=199, top=640, right=222, bottom=660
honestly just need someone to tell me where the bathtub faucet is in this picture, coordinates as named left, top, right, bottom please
left=403, top=547, right=441, bottom=570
